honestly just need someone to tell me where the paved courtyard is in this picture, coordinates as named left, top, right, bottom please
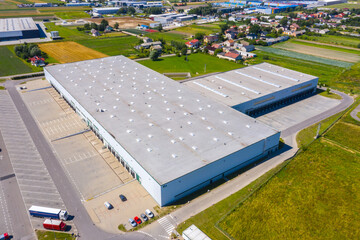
left=256, top=94, right=341, bottom=131
left=20, top=79, right=159, bottom=233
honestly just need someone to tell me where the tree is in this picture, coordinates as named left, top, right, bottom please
left=214, top=48, right=222, bottom=55
left=219, top=23, right=229, bottom=34
left=249, top=24, right=261, bottom=34
left=194, top=32, right=205, bottom=41
left=90, top=22, right=98, bottom=30
left=181, top=47, right=187, bottom=55
left=280, top=17, right=288, bottom=27
left=149, top=50, right=160, bottom=61
left=156, top=24, right=163, bottom=32
left=84, top=23, right=91, bottom=30
left=114, top=22, right=119, bottom=29
left=128, top=6, right=136, bottom=15
left=117, top=7, right=127, bottom=14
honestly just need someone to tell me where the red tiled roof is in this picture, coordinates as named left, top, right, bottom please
left=225, top=52, right=240, bottom=59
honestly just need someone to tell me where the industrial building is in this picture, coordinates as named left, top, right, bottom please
left=44, top=56, right=281, bottom=206
left=184, top=63, right=318, bottom=117
left=0, top=17, right=40, bottom=41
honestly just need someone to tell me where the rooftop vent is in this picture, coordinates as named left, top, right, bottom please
left=207, top=126, right=212, bottom=130
left=228, top=132, right=233, bottom=136
left=171, top=139, right=176, bottom=144
left=148, top=105, right=152, bottom=108
left=218, top=110, right=223, bottom=114
left=179, top=137, right=184, bottom=141
left=166, top=117, right=171, bottom=121
left=166, top=108, right=170, bottom=111
left=149, top=123, right=153, bottom=126
left=192, top=146, right=198, bottom=150
left=180, top=104, right=184, bottom=108
left=167, top=128, right=172, bottom=132
left=147, top=148, right=152, bottom=152
left=110, top=115, right=115, bottom=118
left=136, top=138, right=141, bottom=142
left=246, top=125, right=250, bottom=128
left=189, top=132, right=195, bottom=136
left=187, top=121, right=192, bottom=125
left=129, top=119, right=134, bottom=122
left=213, top=137, right=219, bottom=142
left=171, top=154, right=177, bottom=158
left=113, top=106, right=117, bottom=109
left=126, top=129, right=132, bottom=133
left=201, top=117, right=206, bottom=120
left=148, top=134, right=153, bottom=138
left=147, top=114, right=152, bottom=117
left=207, top=105, right=211, bottom=108
left=223, top=120, right=228, bottom=124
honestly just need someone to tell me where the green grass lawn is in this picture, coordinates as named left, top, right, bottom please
left=36, top=230, right=75, bottom=240
left=54, top=11, right=90, bottom=19
left=318, top=90, right=342, bottom=99
left=298, top=34, right=360, bottom=48
left=218, top=138, right=360, bottom=240
left=324, top=2, right=360, bottom=8
left=0, top=46, right=33, bottom=76
left=44, top=22, right=91, bottom=41
left=76, top=35, right=138, bottom=56
left=330, top=62, right=360, bottom=94
left=139, top=53, right=242, bottom=76
left=145, top=31, right=188, bottom=43
left=325, top=122, right=360, bottom=152
left=292, top=40, right=360, bottom=55
left=174, top=24, right=221, bottom=35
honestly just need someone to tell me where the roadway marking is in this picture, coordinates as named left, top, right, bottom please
left=157, top=216, right=175, bottom=235
left=138, top=231, right=157, bottom=240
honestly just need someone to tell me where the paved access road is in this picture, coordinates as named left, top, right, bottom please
left=4, top=81, right=153, bottom=240
left=350, top=102, right=360, bottom=122
left=281, top=90, right=354, bottom=137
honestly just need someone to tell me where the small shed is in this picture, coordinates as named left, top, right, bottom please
left=182, top=224, right=212, bottom=240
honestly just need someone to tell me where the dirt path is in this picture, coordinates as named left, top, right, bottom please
left=295, top=39, right=360, bottom=51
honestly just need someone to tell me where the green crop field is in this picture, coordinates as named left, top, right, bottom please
left=298, top=34, right=360, bottom=48
left=0, top=46, right=33, bottom=76
left=325, top=2, right=360, bottom=8
left=76, top=35, right=138, bottom=56
left=145, top=31, right=188, bottom=43
left=292, top=40, right=360, bottom=55
left=256, top=46, right=353, bottom=68
left=139, top=53, right=242, bottom=77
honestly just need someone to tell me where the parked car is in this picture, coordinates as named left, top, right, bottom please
left=128, top=218, right=137, bottom=227
left=119, top=194, right=127, bottom=202
left=104, top=202, right=113, bottom=210
left=145, top=209, right=154, bottom=218
left=140, top=213, right=148, bottom=222
left=134, top=216, right=142, bottom=225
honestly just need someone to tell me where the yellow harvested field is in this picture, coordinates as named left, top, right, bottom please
left=39, top=42, right=108, bottom=63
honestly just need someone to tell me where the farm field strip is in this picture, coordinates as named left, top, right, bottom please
left=39, top=41, right=108, bottom=63
left=256, top=46, right=353, bottom=68
left=293, top=39, right=360, bottom=52
left=273, top=41, right=360, bottom=63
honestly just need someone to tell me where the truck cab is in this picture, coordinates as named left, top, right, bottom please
left=59, top=210, right=68, bottom=221
left=0, top=233, right=9, bottom=240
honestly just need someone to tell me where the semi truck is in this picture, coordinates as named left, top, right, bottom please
left=29, top=205, right=69, bottom=221
left=43, top=219, right=67, bottom=231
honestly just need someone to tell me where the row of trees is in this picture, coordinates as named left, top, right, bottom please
left=14, top=43, right=47, bottom=60
left=117, top=6, right=136, bottom=15
left=78, top=20, right=115, bottom=32
left=188, top=6, right=217, bottom=16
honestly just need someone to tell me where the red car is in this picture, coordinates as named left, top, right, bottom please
left=0, top=233, right=9, bottom=240
left=134, top=216, right=142, bottom=225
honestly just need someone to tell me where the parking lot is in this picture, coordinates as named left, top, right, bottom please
left=20, top=79, right=158, bottom=232
left=257, top=94, right=340, bottom=131
left=0, top=91, right=75, bottom=234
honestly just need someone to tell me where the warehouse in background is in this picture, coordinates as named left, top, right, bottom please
left=184, top=63, right=318, bottom=117
left=44, top=56, right=281, bottom=206
left=0, top=17, right=40, bottom=41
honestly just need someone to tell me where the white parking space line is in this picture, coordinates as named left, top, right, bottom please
left=0, top=180, right=13, bottom=234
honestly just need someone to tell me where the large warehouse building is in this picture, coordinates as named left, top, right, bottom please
left=44, top=56, right=282, bottom=206
left=184, top=63, right=318, bottom=117
left=0, top=17, right=40, bottom=41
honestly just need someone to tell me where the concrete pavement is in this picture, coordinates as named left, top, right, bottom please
left=350, top=102, right=360, bottom=122
left=4, top=80, right=153, bottom=240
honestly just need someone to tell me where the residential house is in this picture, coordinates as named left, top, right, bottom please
left=319, top=29, right=329, bottom=34
left=212, top=43, right=222, bottom=49
left=104, top=25, right=113, bottom=33
left=217, top=51, right=242, bottom=62
left=224, top=39, right=234, bottom=47
left=151, top=44, right=162, bottom=52
left=29, top=56, right=46, bottom=67
left=290, top=23, right=300, bottom=31
left=225, top=27, right=238, bottom=39
left=91, top=28, right=101, bottom=37
left=204, top=35, right=218, bottom=44
left=246, top=34, right=257, bottom=40
left=204, top=46, right=216, bottom=55
left=143, top=37, right=153, bottom=43
left=185, top=39, right=200, bottom=48
left=135, top=41, right=162, bottom=50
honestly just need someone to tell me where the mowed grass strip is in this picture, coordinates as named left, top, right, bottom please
left=76, top=35, right=138, bottom=56
left=39, top=41, right=108, bottom=63
left=299, top=34, right=360, bottom=48
left=139, top=53, right=242, bottom=76
left=218, top=139, right=360, bottom=239
left=0, top=46, right=32, bottom=76
left=273, top=41, right=360, bottom=63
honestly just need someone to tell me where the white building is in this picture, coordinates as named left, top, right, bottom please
left=184, top=63, right=319, bottom=117
left=44, top=56, right=280, bottom=206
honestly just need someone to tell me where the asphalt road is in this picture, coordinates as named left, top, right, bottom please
left=4, top=81, right=153, bottom=240
left=281, top=90, right=354, bottom=137
left=350, top=102, right=360, bottom=122
left=0, top=130, right=35, bottom=240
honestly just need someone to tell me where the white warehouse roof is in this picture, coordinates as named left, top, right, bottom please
left=0, top=17, right=38, bottom=33
left=44, top=56, right=279, bottom=185
left=184, top=62, right=318, bottom=107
